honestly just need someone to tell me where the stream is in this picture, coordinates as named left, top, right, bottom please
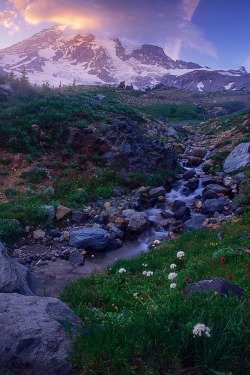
left=34, top=147, right=210, bottom=296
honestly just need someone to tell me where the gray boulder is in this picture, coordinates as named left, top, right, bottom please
left=223, top=142, right=250, bottom=173
left=184, top=277, right=243, bottom=297
left=191, top=147, right=207, bottom=158
left=69, top=249, right=84, bottom=266
left=174, top=206, right=191, bottom=221
left=183, top=169, right=196, bottom=180
left=148, top=186, right=166, bottom=198
left=127, top=212, right=149, bottom=232
left=185, top=156, right=203, bottom=167
left=0, top=293, right=81, bottom=375
left=184, top=177, right=199, bottom=191
left=203, top=183, right=229, bottom=195
left=201, top=197, right=231, bottom=215
left=0, top=242, right=36, bottom=295
left=69, top=227, right=109, bottom=250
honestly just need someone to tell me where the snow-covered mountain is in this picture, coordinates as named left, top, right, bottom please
left=0, top=25, right=249, bottom=92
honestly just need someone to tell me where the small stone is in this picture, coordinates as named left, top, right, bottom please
left=56, top=205, right=72, bottom=220
left=158, top=195, right=165, bottom=203
left=195, top=201, right=203, bottom=209
left=148, top=186, right=166, bottom=198
left=104, top=201, right=111, bottom=209
left=63, top=231, right=70, bottom=241
left=33, top=229, right=46, bottom=240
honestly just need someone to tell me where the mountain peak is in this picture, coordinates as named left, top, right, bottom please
left=0, top=26, right=249, bottom=91
left=238, top=66, right=247, bottom=74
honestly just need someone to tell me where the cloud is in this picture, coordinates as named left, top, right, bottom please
left=0, top=9, right=19, bottom=34
left=8, top=0, right=29, bottom=9
left=179, top=0, right=200, bottom=21
left=7, top=0, right=218, bottom=59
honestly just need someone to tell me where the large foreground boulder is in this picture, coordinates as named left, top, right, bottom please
left=69, top=227, right=109, bottom=250
left=0, top=242, right=36, bottom=295
left=0, top=293, right=81, bottom=375
left=223, top=142, right=250, bottom=173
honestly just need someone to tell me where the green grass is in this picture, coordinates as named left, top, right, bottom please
left=61, top=217, right=250, bottom=374
left=133, top=103, right=201, bottom=122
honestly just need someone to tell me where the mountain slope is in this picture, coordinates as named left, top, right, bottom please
left=0, top=25, right=249, bottom=91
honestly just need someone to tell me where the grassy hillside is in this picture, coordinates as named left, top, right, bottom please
left=61, top=215, right=250, bottom=374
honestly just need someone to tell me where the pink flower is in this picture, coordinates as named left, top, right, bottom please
left=228, top=274, right=234, bottom=280
left=184, top=276, right=191, bottom=282
left=183, top=290, right=188, bottom=296
left=220, top=256, right=226, bottom=263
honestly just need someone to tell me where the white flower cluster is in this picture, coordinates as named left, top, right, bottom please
left=170, top=283, right=177, bottom=289
left=192, top=323, right=211, bottom=338
left=152, top=240, right=161, bottom=247
left=133, top=292, right=138, bottom=297
left=170, top=263, right=177, bottom=269
left=168, top=272, right=177, bottom=280
left=177, top=251, right=185, bottom=259
left=118, top=268, right=126, bottom=273
left=142, top=270, right=154, bottom=277
left=142, top=263, right=148, bottom=267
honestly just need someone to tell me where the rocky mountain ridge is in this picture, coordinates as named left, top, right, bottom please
left=0, top=25, right=250, bottom=91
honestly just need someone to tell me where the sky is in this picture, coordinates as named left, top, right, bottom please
left=0, top=0, right=249, bottom=71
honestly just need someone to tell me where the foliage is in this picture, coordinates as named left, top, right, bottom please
left=61, top=216, right=250, bottom=374
left=133, top=103, right=202, bottom=122
left=21, top=167, right=48, bottom=184
left=0, top=219, right=23, bottom=243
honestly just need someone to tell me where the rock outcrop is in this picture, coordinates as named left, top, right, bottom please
left=223, top=142, right=250, bottom=173
left=69, top=227, right=110, bottom=250
left=0, top=242, right=36, bottom=295
left=0, top=293, right=81, bottom=375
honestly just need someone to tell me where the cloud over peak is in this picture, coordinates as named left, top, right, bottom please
left=3, top=0, right=218, bottom=60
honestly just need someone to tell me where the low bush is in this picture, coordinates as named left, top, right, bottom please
left=0, top=219, right=23, bottom=243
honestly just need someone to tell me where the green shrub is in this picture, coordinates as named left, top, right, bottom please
left=0, top=219, right=23, bottom=243
left=25, top=206, right=53, bottom=228
left=0, top=169, right=11, bottom=175
left=21, top=167, right=47, bottom=184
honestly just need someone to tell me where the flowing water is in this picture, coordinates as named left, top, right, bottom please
left=35, top=151, right=208, bottom=296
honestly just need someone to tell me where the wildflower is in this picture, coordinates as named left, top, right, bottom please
left=133, top=293, right=138, bottom=297
left=228, top=274, right=234, bottom=280
left=177, top=251, right=185, bottom=259
left=170, top=283, right=177, bottom=289
left=184, top=276, right=191, bottom=282
left=142, top=270, right=154, bottom=277
left=153, top=240, right=161, bottom=246
left=192, top=323, right=211, bottom=337
left=118, top=268, right=126, bottom=273
left=170, top=263, right=177, bottom=269
left=142, top=263, right=148, bottom=267
left=168, top=272, right=177, bottom=280
left=144, top=294, right=149, bottom=299
left=127, top=275, right=131, bottom=278
left=220, top=256, right=226, bottom=263
left=183, top=290, right=188, bottom=296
